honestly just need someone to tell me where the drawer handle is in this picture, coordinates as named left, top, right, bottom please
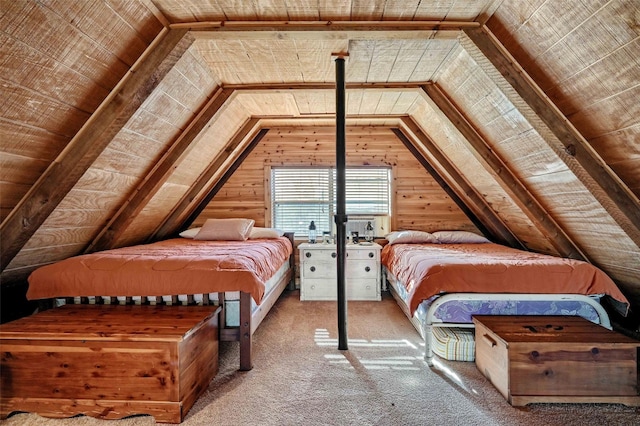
left=310, top=266, right=316, bottom=272
left=368, top=252, right=374, bottom=258
left=305, top=252, right=311, bottom=258
left=331, top=252, right=337, bottom=258
left=482, top=334, right=497, bottom=348
left=364, top=266, right=371, bottom=272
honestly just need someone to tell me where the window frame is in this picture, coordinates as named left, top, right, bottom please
left=269, top=166, right=391, bottom=238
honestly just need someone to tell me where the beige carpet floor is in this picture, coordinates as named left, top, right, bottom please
left=4, top=290, right=640, bottom=425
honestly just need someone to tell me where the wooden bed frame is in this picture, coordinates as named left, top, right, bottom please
left=53, top=232, right=296, bottom=371
left=385, top=269, right=613, bottom=366
left=220, top=240, right=295, bottom=370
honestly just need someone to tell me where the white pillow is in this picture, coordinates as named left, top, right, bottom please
left=385, top=230, right=439, bottom=245
left=179, top=227, right=201, bottom=239
left=432, top=230, right=490, bottom=244
left=249, top=227, right=285, bottom=239
left=194, top=218, right=255, bottom=241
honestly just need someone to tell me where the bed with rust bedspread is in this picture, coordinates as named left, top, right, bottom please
left=27, top=236, right=294, bottom=370
left=381, top=242, right=630, bottom=364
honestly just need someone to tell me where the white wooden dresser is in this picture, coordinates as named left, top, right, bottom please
left=298, top=242, right=382, bottom=301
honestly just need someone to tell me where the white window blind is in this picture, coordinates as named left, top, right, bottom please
left=272, top=167, right=390, bottom=237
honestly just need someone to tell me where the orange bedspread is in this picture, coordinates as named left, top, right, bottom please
left=381, top=243, right=629, bottom=315
left=27, top=237, right=293, bottom=304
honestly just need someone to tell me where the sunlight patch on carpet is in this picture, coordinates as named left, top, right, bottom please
left=315, top=328, right=423, bottom=370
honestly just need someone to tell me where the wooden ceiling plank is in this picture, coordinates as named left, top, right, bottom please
left=150, top=117, right=262, bottom=241
left=0, top=28, right=194, bottom=271
left=463, top=26, right=640, bottom=242
left=422, top=83, right=588, bottom=261
left=85, top=87, right=235, bottom=253
left=399, top=116, right=525, bottom=249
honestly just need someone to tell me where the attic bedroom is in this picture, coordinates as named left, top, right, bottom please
left=1, top=0, right=639, bottom=424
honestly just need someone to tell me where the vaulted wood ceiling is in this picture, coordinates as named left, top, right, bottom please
left=1, top=1, right=639, bottom=318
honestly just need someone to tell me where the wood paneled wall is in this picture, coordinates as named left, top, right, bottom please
left=198, top=125, right=478, bottom=235
left=0, top=1, right=162, bottom=222
left=489, top=0, right=640, bottom=198
left=4, top=47, right=218, bottom=277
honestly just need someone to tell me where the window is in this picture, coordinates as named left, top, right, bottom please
left=272, top=167, right=391, bottom=237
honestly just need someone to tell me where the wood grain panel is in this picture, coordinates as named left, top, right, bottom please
left=441, top=37, right=640, bottom=287
left=150, top=0, right=489, bottom=23
left=0, top=120, right=68, bottom=161
left=43, top=0, right=150, bottom=67
left=1, top=2, right=130, bottom=88
left=3, top=244, right=85, bottom=272
left=410, top=87, right=558, bottom=255
left=199, top=124, right=477, bottom=234
left=4, top=34, right=220, bottom=277
left=0, top=77, right=91, bottom=138
left=105, top=0, right=165, bottom=44
left=0, top=1, right=172, bottom=269
left=488, top=1, right=640, bottom=205
left=0, top=34, right=109, bottom=113
left=114, top=182, right=191, bottom=248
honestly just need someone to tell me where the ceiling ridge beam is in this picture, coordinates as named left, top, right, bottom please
left=170, top=20, right=480, bottom=32
left=150, top=117, right=262, bottom=241
left=0, top=27, right=194, bottom=271
left=254, top=114, right=408, bottom=120
left=422, top=83, right=588, bottom=261
left=398, top=117, right=525, bottom=250
left=85, top=87, right=236, bottom=253
left=463, top=25, right=640, bottom=245
left=223, top=82, right=432, bottom=91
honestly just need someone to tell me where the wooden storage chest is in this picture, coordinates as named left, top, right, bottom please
left=473, top=315, right=640, bottom=406
left=0, top=304, right=221, bottom=423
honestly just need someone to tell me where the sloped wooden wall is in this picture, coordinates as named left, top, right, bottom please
left=0, top=1, right=162, bottom=221
left=489, top=0, right=640, bottom=198
left=434, top=45, right=640, bottom=288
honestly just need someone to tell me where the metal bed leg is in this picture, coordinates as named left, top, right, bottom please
left=423, top=323, right=434, bottom=366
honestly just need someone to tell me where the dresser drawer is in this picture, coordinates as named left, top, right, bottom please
left=299, top=278, right=380, bottom=301
left=301, top=261, right=335, bottom=278
left=348, top=279, right=380, bottom=300
left=346, top=259, right=378, bottom=278
left=301, top=248, right=338, bottom=262
left=302, top=260, right=378, bottom=278
left=347, top=247, right=380, bottom=261
left=300, top=279, right=337, bottom=300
